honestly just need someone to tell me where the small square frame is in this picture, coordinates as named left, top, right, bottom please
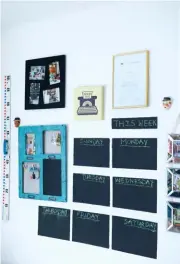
left=167, top=134, right=180, bottom=163
left=167, top=168, right=180, bottom=198
left=167, top=202, right=180, bottom=233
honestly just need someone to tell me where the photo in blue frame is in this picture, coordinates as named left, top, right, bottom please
left=18, top=125, right=67, bottom=202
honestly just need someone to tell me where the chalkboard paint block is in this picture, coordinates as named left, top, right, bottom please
left=112, top=216, right=158, bottom=259
left=38, top=206, right=70, bottom=240
left=74, top=138, right=110, bottom=168
left=73, top=173, right=110, bottom=206
left=72, top=210, right=109, bottom=248
left=112, top=138, right=157, bottom=170
left=112, top=117, right=158, bottom=129
left=113, top=177, right=157, bottom=213
left=43, top=159, right=61, bottom=196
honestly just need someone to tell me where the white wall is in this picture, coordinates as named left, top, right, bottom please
left=0, top=2, right=2, bottom=261
left=178, top=8, right=180, bottom=112
left=2, top=2, right=180, bottom=264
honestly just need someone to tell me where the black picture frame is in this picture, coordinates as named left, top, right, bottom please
left=25, top=55, right=66, bottom=110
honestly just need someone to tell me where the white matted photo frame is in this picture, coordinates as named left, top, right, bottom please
left=112, top=50, right=149, bottom=109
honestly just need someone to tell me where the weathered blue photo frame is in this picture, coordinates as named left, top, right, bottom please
left=18, top=125, right=67, bottom=202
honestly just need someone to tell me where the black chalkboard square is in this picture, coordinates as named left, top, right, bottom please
left=73, top=138, right=110, bottom=168
left=73, top=173, right=110, bottom=206
left=43, top=159, right=61, bottom=196
left=112, top=216, right=158, bottom=259
left=112, top=138, right=157, bottom=170
left=72, top=210, right=109, bottom=248
left=25, top=55, right=66, bottom=110
left=112, top=117, right=158, bottom=129
left=113, top=177, right=157, bottom=213
left=38, top=206, right=70, bottom=240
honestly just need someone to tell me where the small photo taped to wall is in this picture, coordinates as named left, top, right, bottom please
left=29, top=66, right=45, bottom=80
left=43, top=88, right=60, bottom=104
left=49, top=61, right=60, bottom=85
left=29, top=83, right=40, bottom=105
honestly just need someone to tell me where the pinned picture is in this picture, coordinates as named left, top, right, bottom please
left=44, top=130, right=61, bottom=154
left=74, top=86, right=104, bottom=121
left=26, top=134, right=36, bottom=155
left=43, top=88, right=60, bottom=104
left=29, top=83, right=40, bottom=105
left=23, top=162, right=40, bottom=194
left=51, top=131, right=61, bottom=146
left=29, top=66, right=45, bottom=80
left=49, top=61, right=60, bottom=85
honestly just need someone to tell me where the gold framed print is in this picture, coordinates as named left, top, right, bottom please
left=112, top=50, right=149, bottom=109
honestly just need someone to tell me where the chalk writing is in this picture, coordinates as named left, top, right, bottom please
left=76, top=211, right=100, bottom=222
left=80, top=138, right=104, bottom=147
left=42, top=207, right=68, bottom=217
left=114, top=177, right=154, bottom=188
left=112, top=117, right=157, bottom=129
left=119, top=138, right=150, bottom=148
left=124, top=218, right=157, bottom=232
left=83, top=174, right=105, bottom=184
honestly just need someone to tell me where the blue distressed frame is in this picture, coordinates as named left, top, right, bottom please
left=18, top=125, right=67, bottom=202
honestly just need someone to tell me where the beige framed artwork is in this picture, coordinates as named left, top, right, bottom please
left=112, top=50, right=149, bottom=109
left=74, top=86, right=104, bottom=120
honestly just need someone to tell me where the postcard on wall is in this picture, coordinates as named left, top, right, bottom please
left=112, top=50, right=149, bottom=109
left=74, top=86, right=104, bottom=120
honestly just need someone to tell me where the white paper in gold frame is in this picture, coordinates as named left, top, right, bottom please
left=112, top=50, right=149, bottom=109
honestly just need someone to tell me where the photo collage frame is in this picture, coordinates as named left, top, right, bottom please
left=25, top=55, right=66, bottom=110
left=18, top=125, right=67, bottom=202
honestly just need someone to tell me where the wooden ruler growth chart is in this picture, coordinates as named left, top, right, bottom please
left=2, top=75, right=11, bottom=220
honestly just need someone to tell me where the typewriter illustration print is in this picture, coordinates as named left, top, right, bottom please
left=77, top=91, right=98, bottom=115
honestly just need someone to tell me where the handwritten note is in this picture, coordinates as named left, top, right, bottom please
left=124, top=218, right=157, bottom=232
left=42, top=206, right=68, bottom=217
left=76, top=211, right=100, bottom=222
left=112, top=117, right=157, bottom=129
left=83, top=174, right=106, bottom=184
left=114, top=177, right=154, bottom=188
left=119, top=138, right=150, bottom=148
left=80, top=138, right=104, bottom=147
